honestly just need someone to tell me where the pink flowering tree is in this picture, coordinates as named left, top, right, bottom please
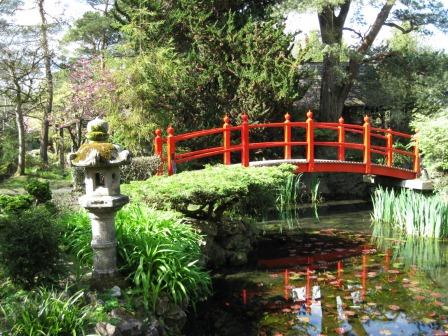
left=55, top=57, right=116, bottom=151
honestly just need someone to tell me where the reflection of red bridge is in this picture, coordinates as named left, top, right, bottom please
left=154, top=112, right=420, bottom=180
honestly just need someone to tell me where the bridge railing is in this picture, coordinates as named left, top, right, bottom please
left=154, top=111, right=419, bottom=178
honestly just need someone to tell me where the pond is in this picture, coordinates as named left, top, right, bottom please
left=186, top=211, right=448, bottom=336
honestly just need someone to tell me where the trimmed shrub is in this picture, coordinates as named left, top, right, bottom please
left=0, top=206, right=61, bottom=286
left=0, top=194, right=33, bottom=215
left=120, top=155, right=162, bottom=183
left=122, top=164, right=297, bottom=221
left=24, top=179, right=52, bottom=204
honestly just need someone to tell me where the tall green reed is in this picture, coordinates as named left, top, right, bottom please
left=276, top=174, right=302, bottom=230
left=371, top=187, right=448, bottom=239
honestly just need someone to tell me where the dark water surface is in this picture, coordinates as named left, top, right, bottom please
left=186, top=211, right=448, bottom=336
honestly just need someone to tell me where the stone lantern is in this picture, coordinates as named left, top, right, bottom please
left=68, top=117, right=130, bottom=279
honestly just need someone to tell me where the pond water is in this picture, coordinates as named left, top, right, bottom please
left=186, top=211, right=448, bottom=336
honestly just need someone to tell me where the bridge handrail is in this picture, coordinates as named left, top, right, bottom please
left=154, top=111, right=419, bottom=178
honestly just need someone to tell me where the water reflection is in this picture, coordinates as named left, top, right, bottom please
left=186, top=212, right=448, bottom=336
left=373, top=234, right=448, bottom=289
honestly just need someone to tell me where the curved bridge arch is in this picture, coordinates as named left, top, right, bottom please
left=154, top=112, right=420, bottom=180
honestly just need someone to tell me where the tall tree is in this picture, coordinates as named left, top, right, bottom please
left=63, top=0, right=118, bottom=68
left=108, top=0, right=306, bottom=153
left=0, top=27, right=42, bottom=175
left=37, top=0, right=53, bottom=164
left=283, top=0, right=448, bottom=121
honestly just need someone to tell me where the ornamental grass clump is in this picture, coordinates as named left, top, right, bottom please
left=60, top=204, right=211, bottom=313
left=371, top=187, right=448, bottom=239
left=0, top=282, right=104, bottom=335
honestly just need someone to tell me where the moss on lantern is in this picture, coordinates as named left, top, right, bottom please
left=72, top=142, right=117, bottom=163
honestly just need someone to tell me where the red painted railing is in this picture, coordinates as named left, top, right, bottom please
left=154, top=111, right=420, bottom=180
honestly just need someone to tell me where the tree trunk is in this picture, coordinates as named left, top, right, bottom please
left=15, top=98, right=25, bottom=175
left=316, top=0, right=394, bottom=121
left=319, top=52, right=347, bottom=121
left=38, top=0, right=53, bottom=164
left=317, top=1, right=351, bottom=121
left=58, top=127, right=65, bottom=169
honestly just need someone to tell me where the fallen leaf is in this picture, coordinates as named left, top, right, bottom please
left=379, top=329, right=392, bottom=335
left=389, top=304, right=400, bottom=311
left=335, top=327, right=346, bottom=334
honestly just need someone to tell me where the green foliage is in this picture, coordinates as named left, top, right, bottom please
left=0, top=205, right=61, bottom=286
left=371, top=187, right=448, bottom=239
left=107, top=0, right=304, bottom=151
left=120, top=155, right=162, bottom=183
left=413, top=111, right=448, bottom=172
left=0, top=281, right=105, bottom=335
left=123, top=165, right=297, bottom=221
left=60, top=205, right=211, bottom=313
left=0, top=194, right=33, bottom=215
left=63, top=11, right=119, bottom=57
left=24, top=178, right=52, bottom=204
left=361, top=34, right=448, bottom=129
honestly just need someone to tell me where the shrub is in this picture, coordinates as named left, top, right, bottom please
left=0, top=206, right=61, bottom=286
left=122, top=164, right=297, bottom=221
left=60, top=205, right=211, bottom=313
left=24, top=179, right=52, bottom=204
left=371, top=187, right=448, bottom=238
left=120, top=155, right=162, bottom=183
left=0, top=194, right=33, bottom=215
left=413, top=111, right=448, bottom=172
left=0, top=282, right=105, bottom=335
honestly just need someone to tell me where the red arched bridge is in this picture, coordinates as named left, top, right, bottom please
left=154, top=111, right=420, bottom=180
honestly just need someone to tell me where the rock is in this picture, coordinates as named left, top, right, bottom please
left=117, top=318, right=143, bottom=336
left=95, top=322, right=120, bottom=336
left=110, top=285, right=121, bottom=297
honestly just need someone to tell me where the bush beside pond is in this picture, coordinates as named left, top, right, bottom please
left=122, top=165, right=299, bottom=267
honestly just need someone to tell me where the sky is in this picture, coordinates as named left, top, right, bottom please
left=9, top=0, right=448, bottom=52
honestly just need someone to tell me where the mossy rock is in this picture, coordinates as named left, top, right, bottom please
left=73, top=142, right=117, bottom=163
left=86, top=131, right=109, bottom=142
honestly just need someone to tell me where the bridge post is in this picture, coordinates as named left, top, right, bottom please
left=306, top=111, right=314, bottom=171
left=413, top=131, right=420, bottom=176
left=284, top=113, right=292, bottom=160
left=241, top=114, right=249, bottom=167
left=386, top=128, right=393, bottom=167
left=167, top=125, right=176, bottom=175
left=363, top=116, right=371, bottom=174
left=154, top=129, right=164, bottom=175
left=338, top=117, right=345, bottom=161
left=223, top=116, right=231, bottom=165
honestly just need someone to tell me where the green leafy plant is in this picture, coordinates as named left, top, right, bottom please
left=413, top=111, right=448, bottom=172
left=0, top=282, right=105, bottom=335
left=24, top=178, right=52, bottom=204
left=371, top=187, right=448, bottom=239
left=0, top=194, right=33, bottom=215
left=60, top=205, right=211, bottom=313
left=0, top=205, right=61, bottom=286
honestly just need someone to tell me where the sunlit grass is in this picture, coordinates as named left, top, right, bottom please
left=371, top=187, right=448, bottom=239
